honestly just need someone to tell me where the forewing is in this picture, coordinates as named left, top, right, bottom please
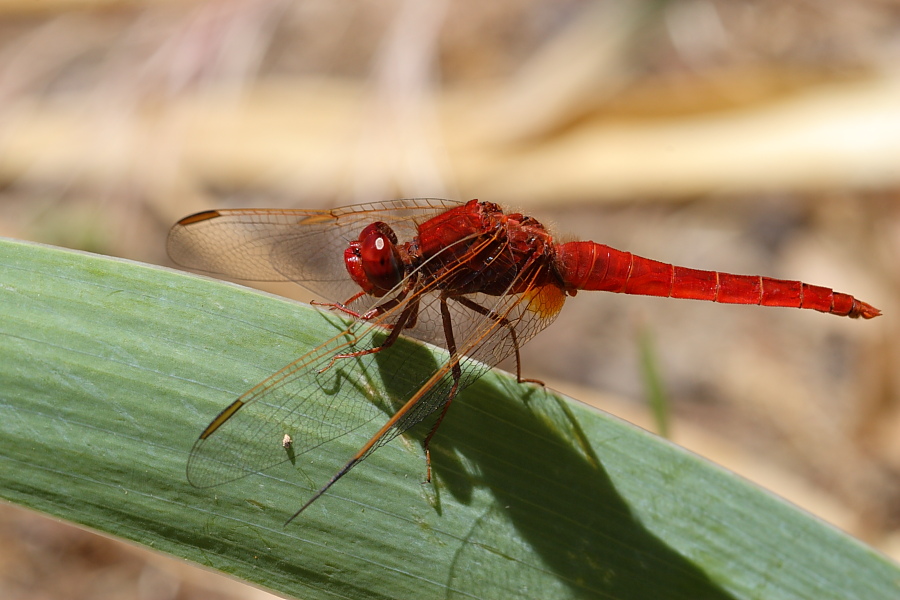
left=167, top=198, right=461, bottom=303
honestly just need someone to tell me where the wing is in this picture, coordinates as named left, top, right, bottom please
left=166, top=198, right=462, bottom=303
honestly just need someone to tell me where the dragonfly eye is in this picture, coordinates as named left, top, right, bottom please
left=358, top=221, right=398, bottom=245
left=343, top=222, right=404, bottom=297
left=359, top=223, right=403, bottom=293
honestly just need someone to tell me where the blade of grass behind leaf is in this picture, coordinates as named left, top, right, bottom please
left=638, top=321, right=671, bottom=438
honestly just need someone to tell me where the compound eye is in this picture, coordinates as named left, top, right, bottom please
left=359, top=223, right=403, bottom=292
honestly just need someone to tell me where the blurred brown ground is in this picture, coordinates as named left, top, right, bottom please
left=1, top=1, right=898, bottom=598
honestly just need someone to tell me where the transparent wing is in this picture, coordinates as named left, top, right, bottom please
left=166, top=198, right=461, bottom=303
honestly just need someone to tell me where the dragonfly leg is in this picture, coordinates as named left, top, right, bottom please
left=312, top=292, right=406, bottom=321
left=310, top=296, right=364, bottom=317
left=420, top=295, right=464, bottom=482
left=312, top=279, right=420, bottom=325
left=315, top=295, right=419, bottom=373
left=452, top=296, right=544, bottom=387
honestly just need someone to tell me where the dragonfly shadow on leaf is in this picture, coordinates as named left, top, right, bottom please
left=366, top=323, right=737, bottom=599
left=407, top=372, right=738, bottom=600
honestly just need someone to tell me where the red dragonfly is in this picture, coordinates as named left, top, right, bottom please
left=167, top=198, right=880, bottom=522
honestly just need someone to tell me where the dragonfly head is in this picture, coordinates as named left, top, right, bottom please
left=344, top=222, right=404, bottom=297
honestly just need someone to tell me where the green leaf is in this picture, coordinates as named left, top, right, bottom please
left=0, top=237, right=896, bottom=600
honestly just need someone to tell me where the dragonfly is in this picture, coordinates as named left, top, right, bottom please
left=167, top=198, right=880, bottom=522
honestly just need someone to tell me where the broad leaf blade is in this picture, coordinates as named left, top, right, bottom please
left=0, top=237, right=896, bottom=600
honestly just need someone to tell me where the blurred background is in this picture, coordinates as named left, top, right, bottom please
left=1, top=0, right=898, bottom=598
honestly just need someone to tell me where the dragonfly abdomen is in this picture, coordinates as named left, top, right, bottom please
left=554, top=241, right=880, bottom=319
